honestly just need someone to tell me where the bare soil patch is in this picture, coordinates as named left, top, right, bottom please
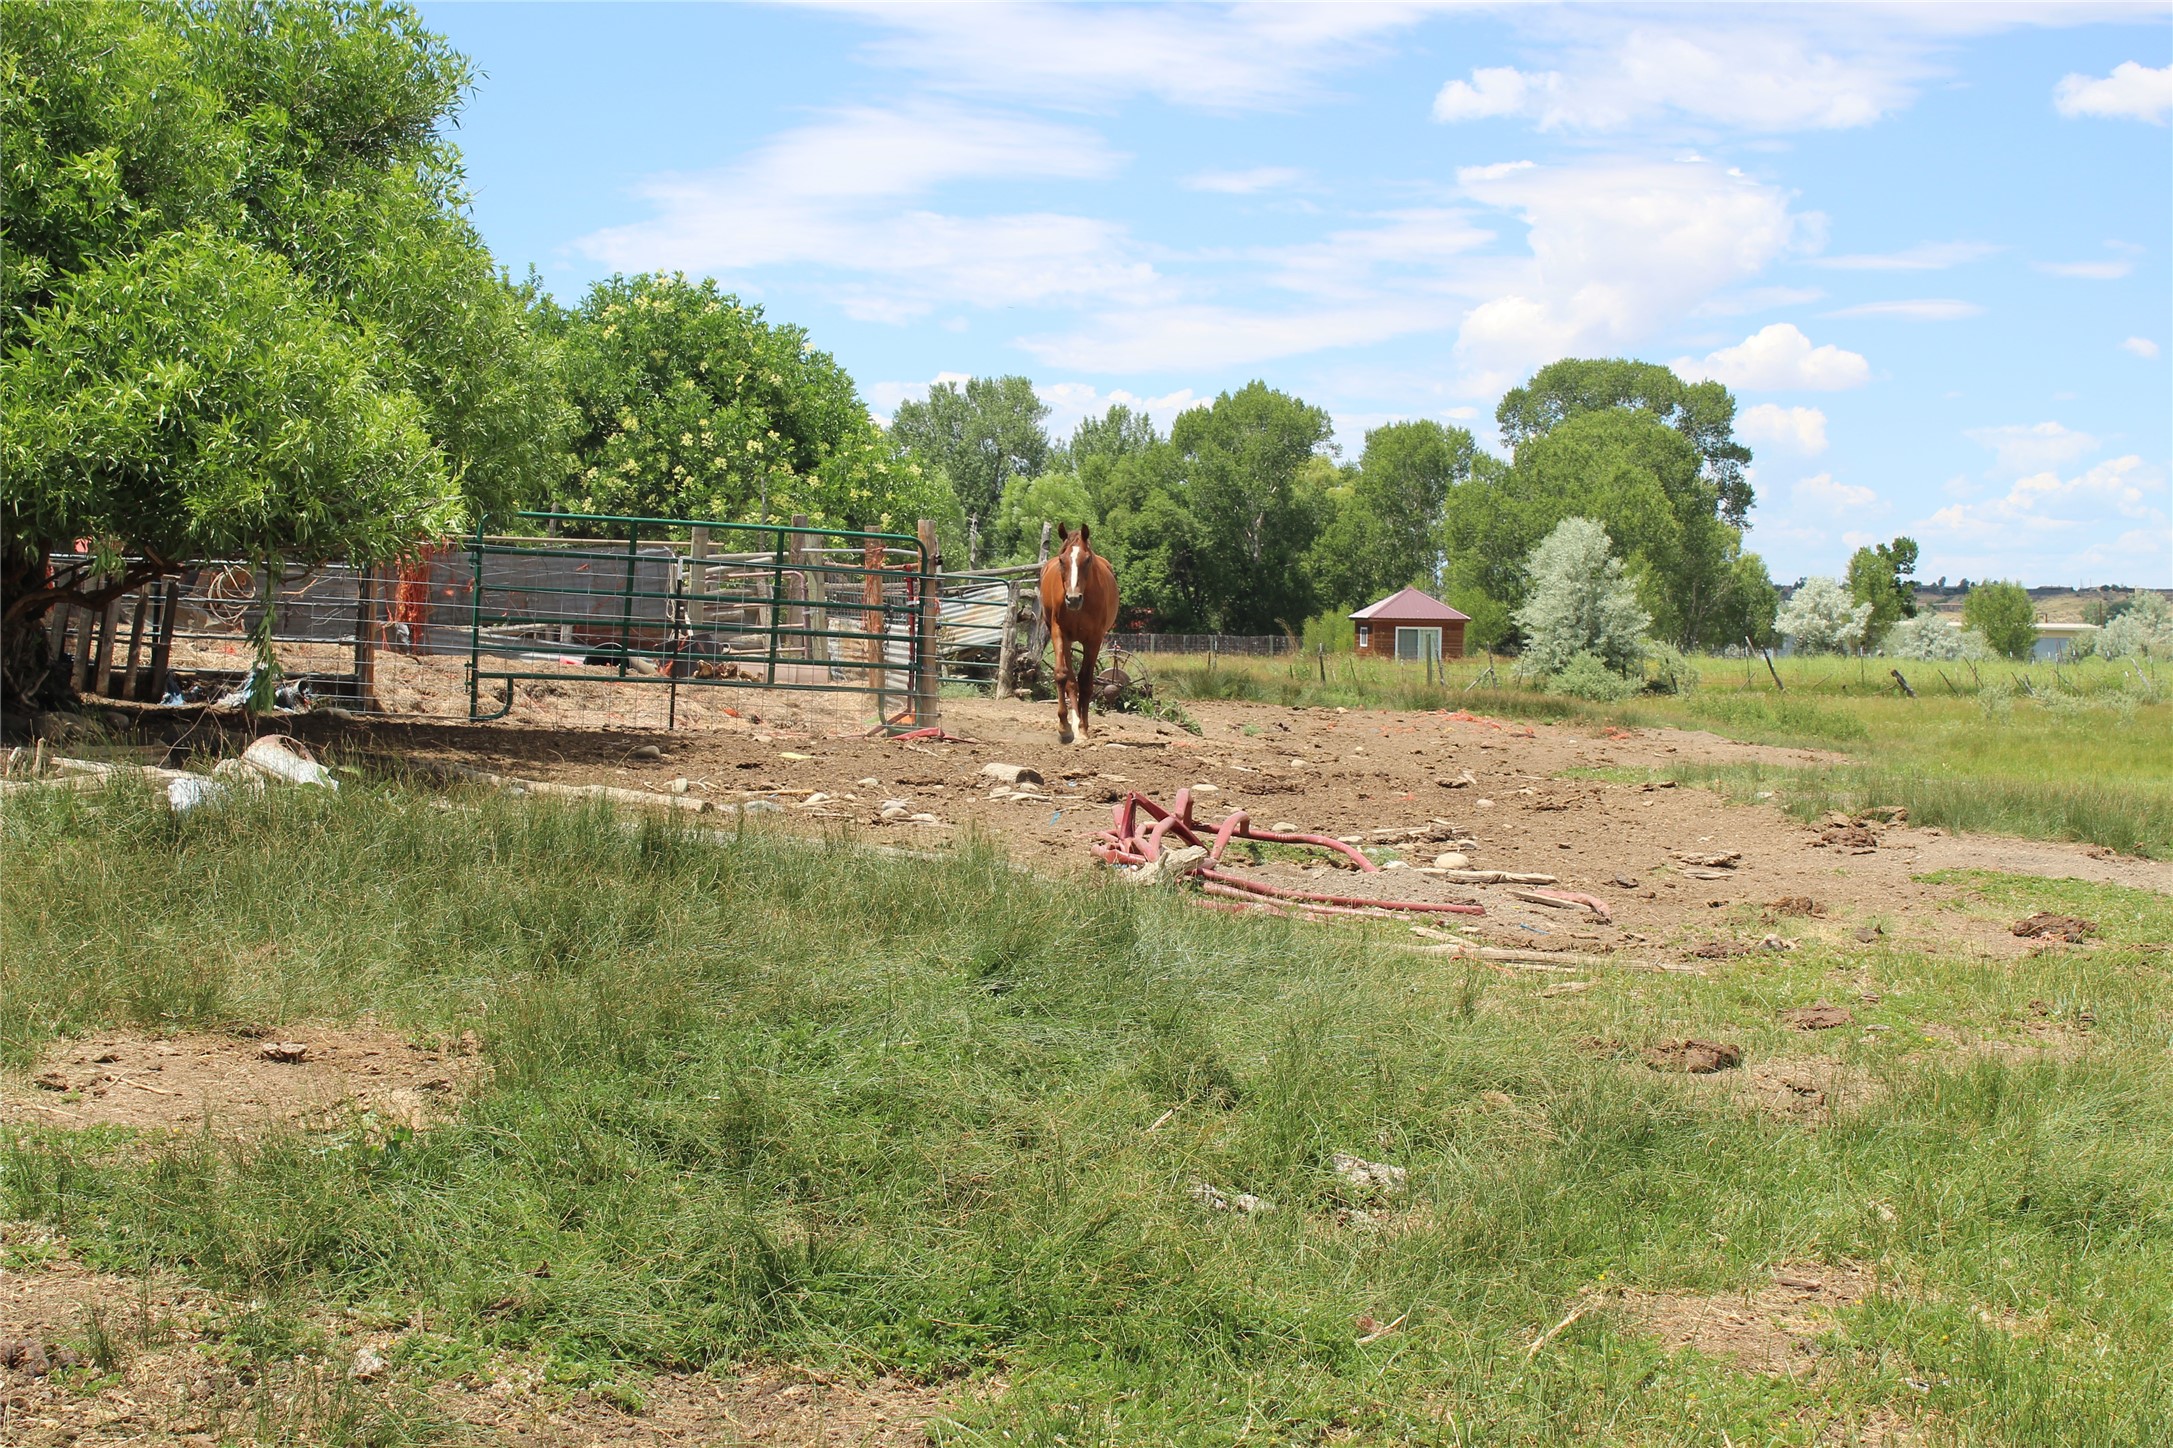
left=0, top=1024, right=480, bottom=1138
left=1619, top=1260, right=1879, bottom=1376
left=1710, top=1056, right=1882, bottom=1123
left=95, top=692, right=2171, bottom=955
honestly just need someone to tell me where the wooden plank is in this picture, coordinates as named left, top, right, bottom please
left=786, top=513, right=809, bottom=659
left=147, top=574, right=180, bottom=699
left=995, top=579, right=1022, bottom=696
left=351, top=567, right=379, bottom=709
left=915, top=519, right=942, bottom=730
left=120, top=582, right=151, bottom=701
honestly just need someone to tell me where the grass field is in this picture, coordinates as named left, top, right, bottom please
left=5, top=784, right=2170, bottom=1444
left=1142, top=651, right=2173, bottom=858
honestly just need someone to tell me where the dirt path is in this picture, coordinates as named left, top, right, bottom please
left=274, top=695, right=2166, bottom=960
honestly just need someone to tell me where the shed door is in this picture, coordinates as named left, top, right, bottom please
left=1394, top=626, right=1441, bottom=661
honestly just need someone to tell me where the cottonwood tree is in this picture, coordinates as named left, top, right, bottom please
left=1846, top=536, right=1920, bottom=646
left=889, top=376, right=1052, bottom=535
left=1776, top=576, right=1872, bottom=654
left=1310, top=420, right=1476, bottom=609
left=1443, top=406, right=1754, bottom=650
left=1496, top=358, right=1754, bottom=525
left=1963, top=580, right=2039, bottom=660
left=1, top=0, right=564, bottom=707
left=1512, top=517, right=1650, bottom=682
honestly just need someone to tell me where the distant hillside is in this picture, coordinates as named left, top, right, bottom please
left=1913, top=585, right=2173, bottom=623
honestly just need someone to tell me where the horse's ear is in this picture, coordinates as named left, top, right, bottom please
left=1078, top=522, right=1091, bottom=546
left=1056, top=522, right=1070, bottom=542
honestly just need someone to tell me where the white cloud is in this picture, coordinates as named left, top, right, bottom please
left=2122, top=336, right=2162, bottom=360
left=1038, top=382, right=1206, bottom=438
left=2035, top=259, right=2133, bottom=280
left=1921, top=455, right=2167, bottom=543
left=848, top=3, right=1420, bottom=112
left=1433, top=67, right=1557, bottom=123
left=1813, top=241, right=1997, bottom=271
left=1739, top=404, right=1829, bottom=455
left=1674, top=324, right=1871, bottom=391
left=1822, top=299, right=1985, bottom=321
left=1019, top=299, right=1455, bottom=374
left=1428, top=23, right=1929, bottom=132
left=1693, top=285, right=1825, bottom=317
left=865, top=371, right=971, bottom=424
left=1449, top=158, right=1807, bottom=377
left=1184, top=166, right=1303, bottom=194
left=1965, top=421, right=2099, bottom=476
left=1026, top=156, right=1806, bottom=376
left=2053, top=61, right=2173, bottom=124
left=1794, top=473, right=1881, bottom=512
left=576, top=103, right=1164, bottom=320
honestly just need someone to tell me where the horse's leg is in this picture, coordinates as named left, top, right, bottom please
left=1077, top=631, right=1102, bottom=739
left=1050, top=617, right=1074, bottom=744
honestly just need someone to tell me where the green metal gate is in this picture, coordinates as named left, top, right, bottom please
left=465, top=511, right=940, bottom=729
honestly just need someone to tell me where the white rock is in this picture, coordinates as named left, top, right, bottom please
left=1331, top=1152, right=1409, bottom=1199
left=350, top=1347, right=387, bottom=1381
left=1433, top=852, right=1470, bottom=870
left=980, top=762, right=1045, bottom=786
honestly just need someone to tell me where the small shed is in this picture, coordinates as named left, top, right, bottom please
left=1349, top=587, right=1468, bottom=660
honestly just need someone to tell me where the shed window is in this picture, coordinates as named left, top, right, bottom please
left=1394, top=626, right=1441, bottom=662
left=1356, top=624, right=1370, bottom=648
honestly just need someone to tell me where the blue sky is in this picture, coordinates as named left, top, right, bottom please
left=420, top=2, right=2171, bottom=587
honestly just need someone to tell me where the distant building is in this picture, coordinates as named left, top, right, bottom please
left=1349, top=587, right=1469, bottom=660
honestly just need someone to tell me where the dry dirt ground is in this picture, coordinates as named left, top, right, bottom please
left=0, top=1024, right=480, bottom=1139
left=216, top=690, right=2173, bottom=965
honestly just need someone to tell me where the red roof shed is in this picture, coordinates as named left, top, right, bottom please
left=1348, top=587, right=1469, bottom=659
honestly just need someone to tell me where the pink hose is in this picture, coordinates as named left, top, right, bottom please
left=1093, top=790, right=1485, bottom=919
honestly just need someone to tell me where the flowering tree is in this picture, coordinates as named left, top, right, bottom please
left=1882, top=612, right=1991, bottom=661
left=1513, top=517, right=1650, bottom=681
left=1776, top=576, right=1872, bottom=654
left=554, top=273, right=942, bottom=533
left=2096, top=589, right=2173, bottom=661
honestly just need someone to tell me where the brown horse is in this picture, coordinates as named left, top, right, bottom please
left=1038, top=523, right=1118, bottom=744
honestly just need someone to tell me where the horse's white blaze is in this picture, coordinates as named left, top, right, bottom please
left=1067, top=550, right=1081, bottom=597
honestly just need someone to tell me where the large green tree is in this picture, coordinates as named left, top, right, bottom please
left=1166, top=384, right=1334, bottom=634
left=1496, top=358, right=1755, bottom=525
left=1845, top=536, right=1920, bottom=646
left=1310, top=419, right=1476, bottom=609
left=1964, top=580, right=2039, bottom=660
left=1444, top=408, right=1747, bottom=649
left=1, top=0, right=565, bottom=705
left=551, top=273, right=935, bottom=532
left=888, top=376, right=1052, bottom=538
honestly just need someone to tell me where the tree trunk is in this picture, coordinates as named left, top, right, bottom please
left=1, top=537, right=70, bottom=719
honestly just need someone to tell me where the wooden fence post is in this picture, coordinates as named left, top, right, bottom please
left=786, top=513, right=810, bottom=660
left=148, top=575, right=181, bottom=700
left=995, top=579, right=1022, bottom=696
left=1024, top=522, right=1053, bottom=665
left=120, top=583, right=151, bottom=701
left=351, top=567, right=379, bottom=709
left=915, top=519, right=942, bottom=730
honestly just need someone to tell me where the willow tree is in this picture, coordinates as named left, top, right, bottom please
left=1, top=0, right=565, bottom=708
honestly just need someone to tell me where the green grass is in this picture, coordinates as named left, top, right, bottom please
left=1147, top=651, right=2173, bottom=857
left=5, top=785, right=2171, bottom=1443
